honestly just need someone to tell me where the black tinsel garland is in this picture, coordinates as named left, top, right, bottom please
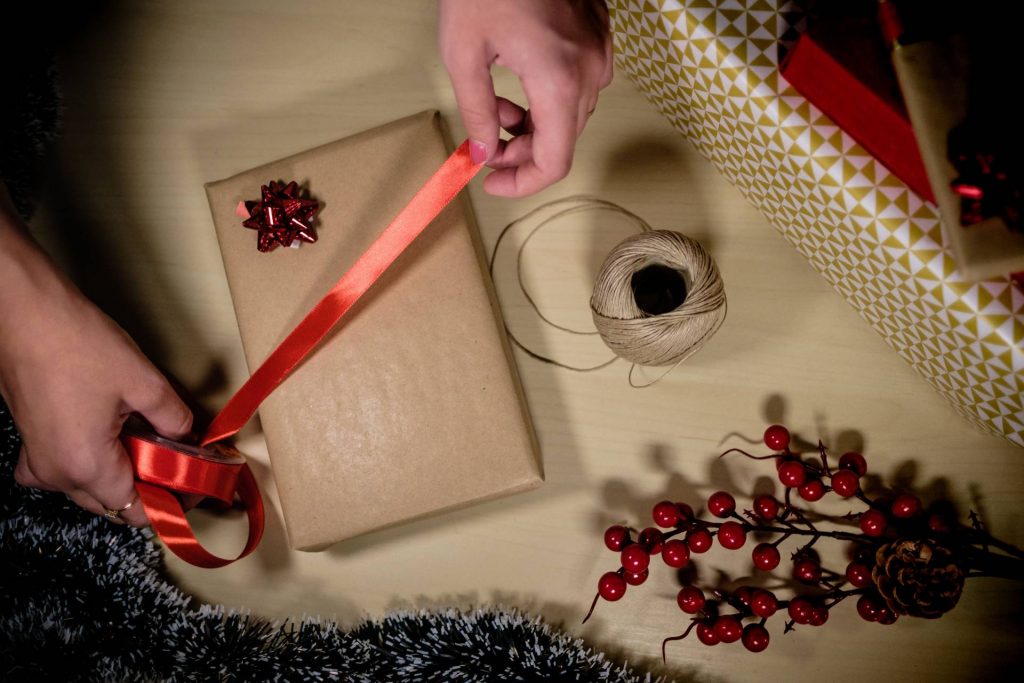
left=0, top=401, right=654, bottom=682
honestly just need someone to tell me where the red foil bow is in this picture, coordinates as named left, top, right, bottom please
left=240, top=180, right=320, bottom=252
left=129, top=141, right=481, bottom=568
left=948, top=123, right=1023, bottom=233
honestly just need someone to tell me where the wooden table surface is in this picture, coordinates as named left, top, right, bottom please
left=30, top=2, right=1021, bottom=681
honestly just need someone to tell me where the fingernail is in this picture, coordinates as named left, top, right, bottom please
left=469, top=140, right=489, bottom=165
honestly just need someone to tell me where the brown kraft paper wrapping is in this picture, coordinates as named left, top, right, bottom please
left=205, top=110, right=542, bottom=550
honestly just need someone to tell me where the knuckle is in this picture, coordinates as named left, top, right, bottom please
left=63, top=459, right=100, bottom=488
left=549, top=67, right=582, bottom=98
left=547, top=156, right=573, bottom=181
left=25, top=459, right=65, bottom=489
left=176, top=410, right=194, bottom=437
left=440, top=43, right=471, bottom=74
left=142, top=376, right=176, bottom=406
left=13, top=463, right=32, bottom=487
left=459, top=104, right=493, bottom=127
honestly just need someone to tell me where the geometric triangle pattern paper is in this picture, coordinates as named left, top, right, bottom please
left=608, top=0, right=1024, bottom=446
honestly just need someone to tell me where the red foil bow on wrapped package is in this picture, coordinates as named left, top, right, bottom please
left=239, top=180, right=320, bottom=252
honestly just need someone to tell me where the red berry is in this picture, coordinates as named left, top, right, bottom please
left=742, top=623, right=770, bottom=653
left=604, top=525, right=628, bottom=552
left=752, top=543, right=781, bottom=571
left=794, top=558, right=822, bottom=583
left=876, top=606, right=899, bottom=625
left=926, top=501, right=956, bottom=532
left=830, top=469, right=860, bottom=498
left=845, top=561, right=872, bottom=588
left=621, top=544, right=650, bottom=573
left=597, top=572, right=627, bottom=601
left=696, top=623, right=720, bottom=646
left=676, top=586, right=706, bottom=614
left=808, top=607, right=829, bottom=626
left=778, top=461, right=806, bottom=488
left=856, top=594, right=881, bottom=622
left=891, top=494, right=921, bottom=519
left=624, top=568, right=648, bottom=586
left=764, top=424, right=790, bottom=451
left=714, top=616, right=743, bottom=644
left=859, top=509, right=887, bottom=537
left=752, top=494, right=780, bottom=520
left=687, top=528, right=713, bottom=554
left=639, top=527, right=664, bottom=554
left=717, top=522, right=747, bottom=550
left=676, top=503, right=695, bottom=521
left=798, top=478, right=826, bottom=502
left=787, top=597, right=814, bottom=624
left=707, top=491, right=736, bottom=518
left=734, top=586, right=754, bottom=607
left=662, top=540, right=691, bottom=568
left=652, top=500, right=680, bottom=528
left=839, top=451, right=867, bottom=477
left=750, top=590, right=778, bottom=618
left=928, top=514, right=952, bottom=533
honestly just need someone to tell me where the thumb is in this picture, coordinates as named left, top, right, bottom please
left=129, top=378, right=193, bottom=440
left=444, top=47, right=500, bottom=164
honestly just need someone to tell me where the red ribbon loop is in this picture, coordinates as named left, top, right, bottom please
left=129, top=140, right=481, bottom=567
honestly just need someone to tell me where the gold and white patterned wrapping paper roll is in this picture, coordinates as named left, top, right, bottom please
left=607, top=0, right=1024, bottom=445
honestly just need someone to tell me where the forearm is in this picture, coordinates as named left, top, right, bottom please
left=0, top=182, right=74, bottom=378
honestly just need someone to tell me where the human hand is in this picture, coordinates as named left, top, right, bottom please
left=438, top=0, right=613, bottom=197
left=0, top=195, right=192, bottom=527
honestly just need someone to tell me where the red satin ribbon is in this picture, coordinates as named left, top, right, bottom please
left=130, top=140, right=481, bottom=567
left=124, top=433, right=264, bottom=569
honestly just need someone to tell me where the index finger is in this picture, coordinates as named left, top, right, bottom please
left=484, top=72, right=580, bottom=197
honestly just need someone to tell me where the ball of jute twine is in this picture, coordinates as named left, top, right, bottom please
left=590, top=230, right=727, bottom=367
left=490, top=196, right=727, bottom=387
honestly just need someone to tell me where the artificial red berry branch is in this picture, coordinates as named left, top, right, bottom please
left=584, top=424, right=1024, bottom=657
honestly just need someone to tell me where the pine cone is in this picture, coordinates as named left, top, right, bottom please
left=872, top=539, right=965, bottom=618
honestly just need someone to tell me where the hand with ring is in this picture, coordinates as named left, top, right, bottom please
left=103, top=494, right=139, bottom=525
left=1, top=183, right=193, bottom=528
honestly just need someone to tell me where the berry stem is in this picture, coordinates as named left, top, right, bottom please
left=817, top=441, right=832, bottom=475
left=661, top=621, right=698, bottom=661
left=718, top=447, right=779, bottom=461
left=823, top=587, right=866, bottom=609
left=855, top=491, right=876, bottom=508
left=581, top=593, right=600, bottom=624
left=963, top=546, right=1024, bottom=581
left=966, top=528, right=1024, bottom=561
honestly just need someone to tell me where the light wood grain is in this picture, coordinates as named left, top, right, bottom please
left=29, top=2, right=1021, bottom=681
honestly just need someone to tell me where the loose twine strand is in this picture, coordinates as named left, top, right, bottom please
left=488, top=196, right=727, bottom=388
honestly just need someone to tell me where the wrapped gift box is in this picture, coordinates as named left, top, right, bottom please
left=608, top=0, right=1024, bottom=445
left=778, top=6, right=934, bottom=203
left=206, top=111, right=542, bottom=550
left=780, top=1, right=1024, bottom=280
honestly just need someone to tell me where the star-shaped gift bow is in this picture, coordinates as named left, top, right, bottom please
left=238, top=181, right=320, bottom=252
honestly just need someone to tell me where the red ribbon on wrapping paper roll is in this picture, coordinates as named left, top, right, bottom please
left=123, top=140, right=482, bottom=568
